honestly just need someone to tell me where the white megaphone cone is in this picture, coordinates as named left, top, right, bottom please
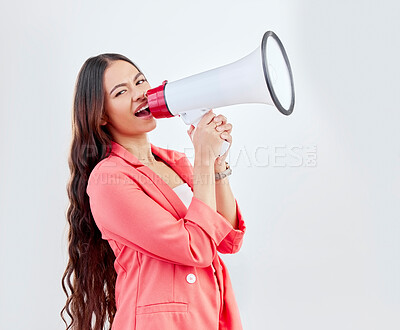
left=146, top=31, right=295, bottom=156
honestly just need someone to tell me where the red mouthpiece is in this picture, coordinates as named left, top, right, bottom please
left=146, top=80, right=174, bottom=118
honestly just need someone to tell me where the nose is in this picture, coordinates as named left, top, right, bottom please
left=132, top=89, right=148, bottom=102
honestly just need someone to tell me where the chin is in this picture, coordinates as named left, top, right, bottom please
left=147, top=118, right=157, bottom=131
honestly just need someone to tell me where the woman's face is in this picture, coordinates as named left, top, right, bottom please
left=102, top=60, right=156, bottom=139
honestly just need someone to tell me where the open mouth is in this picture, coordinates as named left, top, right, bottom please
left=134, top=105, right=151, bottom=117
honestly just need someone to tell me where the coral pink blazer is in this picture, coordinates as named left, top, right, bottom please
left=87, top=141, right=246, bottom=329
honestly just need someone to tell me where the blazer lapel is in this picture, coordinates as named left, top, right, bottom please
left=150, top=144, right=194, bottom=219
left=110, top=141, right=193, bottom=220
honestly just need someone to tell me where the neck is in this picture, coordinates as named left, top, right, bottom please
left=114, top=134, right=156, bottom=164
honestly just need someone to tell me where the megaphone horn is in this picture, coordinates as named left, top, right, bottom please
left=147, top=31, right=295, bottom=155
left=147, top=30, right=295, bottom=124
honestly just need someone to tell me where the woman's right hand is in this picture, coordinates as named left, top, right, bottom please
left=187, top=110, right=224, bottom=165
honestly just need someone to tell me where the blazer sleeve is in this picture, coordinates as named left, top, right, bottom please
left=216, top=199, right=246, bottom=254
left=86, top=168, right=235, bottom=268
left=182, top=157, right=247, bottom=254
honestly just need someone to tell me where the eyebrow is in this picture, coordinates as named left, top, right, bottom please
left=109, top=72, right=144, bottom=95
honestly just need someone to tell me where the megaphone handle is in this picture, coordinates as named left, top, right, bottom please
left=220, top=140, right=231, bottom=157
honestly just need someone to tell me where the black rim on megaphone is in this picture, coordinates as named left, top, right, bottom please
left=261, top=31, right=295, bottom=116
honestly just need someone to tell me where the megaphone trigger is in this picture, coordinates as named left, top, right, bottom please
left=219, top=140, right=231, bottom=157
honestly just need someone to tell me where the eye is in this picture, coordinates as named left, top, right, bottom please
left=136, top=78, right=147, bottom=85
left=115, top=90, right=126, bottom=97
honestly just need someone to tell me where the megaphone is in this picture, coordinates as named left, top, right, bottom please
left=146, top=31, right=295, bottom=155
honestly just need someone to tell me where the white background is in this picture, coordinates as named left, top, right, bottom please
left=0, top=0, right=399, bottom=329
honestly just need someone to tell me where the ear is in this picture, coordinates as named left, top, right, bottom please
left=100, top=114, right=108, bottom=126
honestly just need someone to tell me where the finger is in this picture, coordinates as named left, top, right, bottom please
left=215, top=154, right=227, bottom=166
left=213, top=114, right=227, bottom=125
left=215, top=123, right=233, bottom=132
left=187, top=126, right=195, bottom=141
left=220, top=132, right=232, bottom=142
left=187, top=124, right=195, bottom=135
left=198, top=109, right=216, bottom=126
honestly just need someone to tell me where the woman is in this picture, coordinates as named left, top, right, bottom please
left=61, top=53, right=246, bottom=330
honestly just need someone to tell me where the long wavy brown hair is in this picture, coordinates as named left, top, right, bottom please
left=61, top=53, right=142, bottom=330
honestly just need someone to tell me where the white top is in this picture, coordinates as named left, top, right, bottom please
left=172, top=182, right=193, bottom=209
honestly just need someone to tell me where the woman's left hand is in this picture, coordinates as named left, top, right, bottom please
left=187, top=113, right=233, bottom=172
left=212, top=114, right=232, bottom=171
